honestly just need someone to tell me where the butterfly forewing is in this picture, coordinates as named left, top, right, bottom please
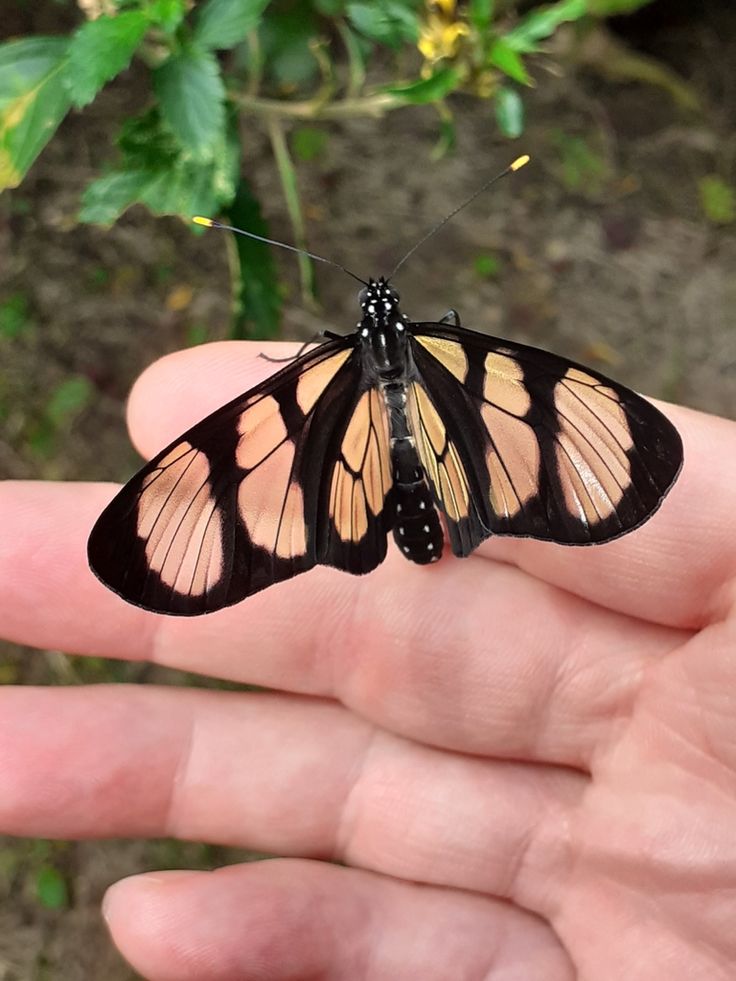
left=87, top=338, right=386, bottom=615
left=408, top=324, right=683, bottom=552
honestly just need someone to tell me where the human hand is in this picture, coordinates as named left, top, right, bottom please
left=1, top=342, right=735, bottom=980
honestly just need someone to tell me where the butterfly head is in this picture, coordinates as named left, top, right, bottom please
left=358, top=277, right=403, bottom=330
left=357, top=277, right=409, bottom=374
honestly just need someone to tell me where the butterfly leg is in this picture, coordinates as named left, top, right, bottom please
left=438, top=309, right=461, bottom=326
left=259, top=331, right=337, bottom=364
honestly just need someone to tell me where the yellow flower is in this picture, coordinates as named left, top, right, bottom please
left=418, top=1, right=469, bottom=64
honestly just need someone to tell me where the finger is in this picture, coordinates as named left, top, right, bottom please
left=129, top=343, right=736, bottom=628
left=104, top=860, right=573, bottom=981
left=0, top=481, right=685, bottom=768
left=126, top=341, right=294, bottom=456
left=0, top=684, right=582, bottom=914
left=482, top=403, right=736, bottom=629
left=0, top=480, right=159, bottom=663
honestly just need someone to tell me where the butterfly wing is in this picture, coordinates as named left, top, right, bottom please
left=321, top=383, right=394, bottom=575
left=88, top=339, right=394, bottom=615
left=407, top=323, right=683, bottom=553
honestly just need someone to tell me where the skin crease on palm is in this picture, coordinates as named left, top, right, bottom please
left=1, top=341, right=735, bottom=981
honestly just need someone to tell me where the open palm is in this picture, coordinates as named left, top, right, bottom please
left=2, top=342, right=735, bottom=980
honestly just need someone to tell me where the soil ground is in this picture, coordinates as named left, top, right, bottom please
left=1, top=2, right=734, bottom=978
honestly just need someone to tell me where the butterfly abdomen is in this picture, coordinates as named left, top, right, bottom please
left=382, top=379, right=443, bottom=565
left=391, top=457, right=443, bottom=564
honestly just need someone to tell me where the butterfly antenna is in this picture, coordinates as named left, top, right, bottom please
left=192, top=216, right=368, bottom=287
left=388, top=154, right=530, bottom=281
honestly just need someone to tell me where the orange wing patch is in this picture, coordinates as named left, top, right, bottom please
left=328, top=389, right=391, bottom=543
left=553, top=368, right=634, bottom=524
left=296, top=348, right=352, bottom=414
left=483, top=352, right=531, bottom=416
left=236, top=395, right=287, bottom=469
left=414, top=335, right=468, bottom=383
left=137, top=442, right=225, bottom=597
left=239, top=440, right=299, bottom=552
left=234, top=347, right=357, bottom=557
left=408, top=383, right=471, bottom=522
left=276, top=481, right=307, bottom=560
left=479, top=404, right=540, bottom=519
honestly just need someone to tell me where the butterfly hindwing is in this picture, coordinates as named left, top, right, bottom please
left=405, top=376, right=488, bottom=557
left=408, top=324, right=683, bottom=552
left=320, top=385, right=394, bottom=574
left=88, top=338, right=394, bottom=615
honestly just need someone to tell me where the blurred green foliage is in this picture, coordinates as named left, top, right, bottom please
left=291, top=125, right=329, bottom=162
left=698, top=175, right=735, bottom=226
left=26, top=375, right=95, bottom=458
left=0, top=0, right=662, bottom=337
left=0, top=292, right=34, bottom=338
left=0, top=839, right=70, bottom=910
left=552, top=130, right=608, bottom=196
left=35, top=864, right=70, bottom=910
left=473, top=251, right=502, bottom=278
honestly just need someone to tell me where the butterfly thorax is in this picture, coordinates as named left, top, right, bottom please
left=358, top=277, right=410, bottom=379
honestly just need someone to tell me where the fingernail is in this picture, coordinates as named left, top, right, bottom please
left=102, top=870, right=200, bottom=924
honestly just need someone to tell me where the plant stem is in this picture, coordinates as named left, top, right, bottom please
left=267, top=117, right=316, bottom=309
left=244, top=29, right=263, bottom=97
left=230, top=90, right=403, bottom=120
left=337, top=20, right=366, bottom=99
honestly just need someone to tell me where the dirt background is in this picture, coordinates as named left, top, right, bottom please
left=1, top=1, right=735, bottom=978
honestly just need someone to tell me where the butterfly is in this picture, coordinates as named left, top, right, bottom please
left=88, top=161, right=683, bottom=616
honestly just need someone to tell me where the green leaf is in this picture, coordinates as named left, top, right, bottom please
left=186, top=322, right=209, bottom=346
left=488, top=38, right=532, bottom=86
left=146, top=0, right=187, bottom=33
left=504, top=0, right=587, bottom=54
left=80, top=160, right=224, bottom=224
left=0, top=37, right=71, bottom=191
left=117, top=106, right=180, bottom=169
left=80, top=169, right=154, bottom=224
left=314, top=0, right=346, bottom=14
left=194, top=0, right=270, bottom=50
left=495, top=85, right=524, bottom=138
left=469, top=0, right=494, bottom=31
left=347, top=1, right=419, bottom=49
left=45, top=376, right=93, bottom=426
left=226, top=179, right=282, bottom=340
left=155, top=45, right=225, bottom=158
left=291, top=126, right=329, bottom=162
left=258, top=7, right=320, bottom=88
left=64, top=10, right=147, bottom=108
left=383, top=66, right=460, bottom=105
left=35, top=865, right=69, bottom=910
left=0, top=292, right=32, bottom=338
left=587, top=0, right=653, bottom=12
left=474, top=252, right=502, bottom=278
left=698, top=176, right=735, bottom=225
left=80, top=109, right=239, bottom=224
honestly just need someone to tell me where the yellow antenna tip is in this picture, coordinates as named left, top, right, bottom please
left=192, top=215, right=214, bottom=227
left=510, top=154, right=530, bottom=171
